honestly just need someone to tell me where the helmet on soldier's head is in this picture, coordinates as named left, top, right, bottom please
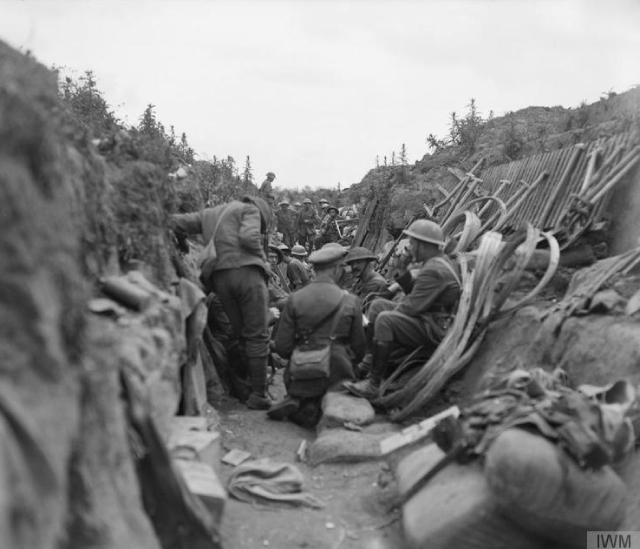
left=291, top=244, right=307, bottom=257
left=294, top=201, right=302, bottom=207
left=403, top=219, right=445, bottom=247
left=319, top=198, right=328, bottom=204
left=303, top=198, right=313, bottom=204
left=266, top=172, right=276, bottom=179
left=278, top=200, right=290, bottom=207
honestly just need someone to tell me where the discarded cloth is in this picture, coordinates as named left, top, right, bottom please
left=227, top=458, right=324, bottom=509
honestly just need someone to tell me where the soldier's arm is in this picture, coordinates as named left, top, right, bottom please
left=168, top=211, right=203, bottom=236
left=396, top=269, right=447, bottom=317
left=238, top=204, right=264, bottom=255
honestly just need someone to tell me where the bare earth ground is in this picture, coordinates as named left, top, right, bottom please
left=211, top=372, right=403, bottom=549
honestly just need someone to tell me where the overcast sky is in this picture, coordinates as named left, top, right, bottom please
left=1, top=0, right=639, bottom=189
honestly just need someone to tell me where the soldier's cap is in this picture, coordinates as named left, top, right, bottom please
left=326, top=205, right=339, bottom=214
left=267, top=245, right=283, bottom=263
left=309, top=243, right=348, bottom=265
left=294, top=201, right=302, bottom=207
left=279, top=200, right=290, bottom=207
left=302, top=198, right=313, bottom=204
left=291, top=244, right=308, bottom=257
left=266, top=172, right=276, bottom=178
left=345, top=246, right=377, bottom=264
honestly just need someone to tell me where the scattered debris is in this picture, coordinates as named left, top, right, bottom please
left=295, top=440, right=308, bottom=463
left=222, top=449, right=252, bottom=467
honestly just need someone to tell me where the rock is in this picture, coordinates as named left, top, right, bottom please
left=395, top=443, right=548, bottom=549
left=308, top=424, right=398, bottom=466
left=318, top=392, right=375, bottom=430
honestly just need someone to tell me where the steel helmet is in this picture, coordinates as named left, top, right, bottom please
left=266, top=172, right=276, bottom=178
left=403, top=219, right=445, bottom=247
left=294, top=201, right=302, bottom=207
left=345, top=246, right=377, bottom=264
left=291, top=244, right=308, bottom=257
left=303, top=198, right=313, bottom=204
left=319, top=198, right=328, bottom=204
left=278, top=200, right=290, bottom=207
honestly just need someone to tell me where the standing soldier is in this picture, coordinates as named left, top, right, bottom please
left=291, top=201, right=302, bottom=245
left=291, top=244, right=314, bottom=281
left=169, top=195, right=274, bottom=410
left=259, top=171, right=276, bottom=199
left=276, top=200, right=297, bottom=248
left=298, top=198, right=319, bottom=252
left=316, top=205, right=341, bottom=248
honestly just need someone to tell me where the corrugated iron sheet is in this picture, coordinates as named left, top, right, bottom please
left=477, top=131, right=636, bottom=230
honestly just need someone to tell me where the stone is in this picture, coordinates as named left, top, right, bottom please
left=173, top=459, right=226, bottom=526
left=308, top=424, right=398, bottom=466
left=318, top=392, right=375, bottom=430
left=395, top=443, right=548, bottom=549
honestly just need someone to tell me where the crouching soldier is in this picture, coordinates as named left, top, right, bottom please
left=169, top=195, right=274, bottom=410
left=344, top=220, right=461, bottom=400
left=268, top=245, right=366, bottom=427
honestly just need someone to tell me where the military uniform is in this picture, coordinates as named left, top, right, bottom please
left=297, top=206, right=319, bottom=250
left=368, top=254, right=460, bottom=350
left=316, top=213, right=340, bottom=248
left=169, top=197, right=274, bottom=409
left=275, top=280, right=366, bottom=391
left=276, top=208, right=297, bottom=248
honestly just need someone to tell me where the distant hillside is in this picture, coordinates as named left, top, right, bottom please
left=347, top=86, right=640, bottom=235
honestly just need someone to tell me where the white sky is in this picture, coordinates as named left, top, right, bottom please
left=1, top=0, right=639, bottom=189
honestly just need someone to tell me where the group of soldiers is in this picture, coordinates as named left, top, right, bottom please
left=169, top=176, right=461, bottom=427
left=255, top=171, right=351, bottom=252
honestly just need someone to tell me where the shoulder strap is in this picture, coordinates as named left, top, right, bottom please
left=328, top=291, right=349, bottom=341
left=297, top=291, right=346, bottom=339
left=209, top=205, right=229, bottom=244
left=431, top=256, right=462, bottom=287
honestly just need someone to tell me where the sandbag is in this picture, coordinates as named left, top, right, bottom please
left=395, top=443, right=547, bottom=549
left=484, top=428, right=628, bottom=547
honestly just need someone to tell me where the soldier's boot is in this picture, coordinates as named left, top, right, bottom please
left=266, top=395, right=301, bottom=421
left=246, top=356, right=273, bottom=410
left=344, top=341, right=393, bottom=400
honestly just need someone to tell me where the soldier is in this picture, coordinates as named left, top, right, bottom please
left=291, top=201, right=302, bottom=244
left=169, top=195, right=274, bottom=410
left=268, top=245, right=366, bottom=427
left=344, top=246, right=389, bottom=312
left=297, top=198, right=319, bottom=251
left=344, top=220, right=461, bottom=399
left=267, top=245, right=290, bottom=311
left=278, top=243, right=309, bottom=290
left=276, top=200, right=297, bottom=248
left=316, top=205, right=341, bottom=248
left=291, top=244, right=314, bottom=281
left=259, top=171, right=276, bottom=199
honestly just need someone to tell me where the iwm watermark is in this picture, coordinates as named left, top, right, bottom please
left=588, top=532, right=640, bottom=549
